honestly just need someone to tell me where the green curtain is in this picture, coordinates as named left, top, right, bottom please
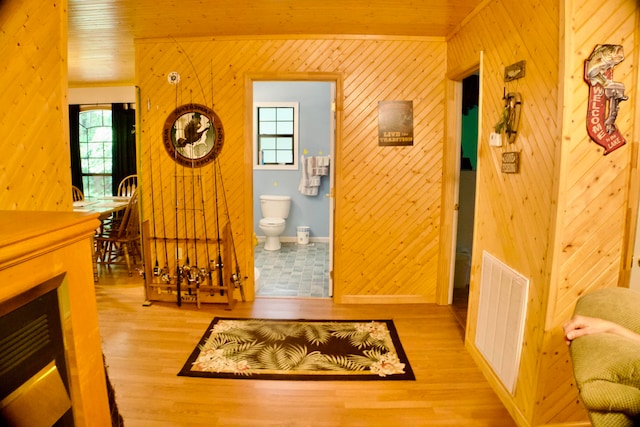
left=69, top=105, right=83, bottom=192
left=111, top=103, right=137, bottom=195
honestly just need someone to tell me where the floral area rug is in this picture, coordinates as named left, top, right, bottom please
left=178, top=317, right=415, bottom=381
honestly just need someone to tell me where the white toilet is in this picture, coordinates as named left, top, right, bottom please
left=258, top=195, right=291, bottom=251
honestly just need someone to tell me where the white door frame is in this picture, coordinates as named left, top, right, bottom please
left=328, top=81, right=336, bottom=297
left=444, top=53, right=483, bottom=305
left=447, top=84, right=463, bottom=305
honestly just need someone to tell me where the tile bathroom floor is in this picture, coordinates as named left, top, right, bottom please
left=255, top=241, right=330, bottom=298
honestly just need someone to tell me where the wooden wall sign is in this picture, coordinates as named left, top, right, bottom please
left=504, top=60, right=526, bottom=82
left=502, top=152, right=519, bottom=174
left=584, top=44, right=628, bottom=155
left=162, top=103, right=225, bottom=167
left=378, top=101, right=413, bottom=146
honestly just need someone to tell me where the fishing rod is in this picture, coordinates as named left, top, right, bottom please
left=180, top=161, right=196, bottom=304
left=171, top=38, right=209, bottom=107
left=190, top=145, right=201, bottom=308
left=174, top=84, right=182, bottom=307
left=198, top=171, right=213, bottom=290
left=213, top=154, right=224, bottom=296
left=215, top=158, right=245, bottom=302
left=148, top=135, right=160, bottom=277
left=191, top=162, right=198, bottom=268
left=174, top=170, right=182, bottom=306
left=182, top=170, right=190, bottom=268
left=157, top=142, right=171, bottom=284
left=204, top=61, right=215, bottom=295
left=179, top=92, right=203, bottom=304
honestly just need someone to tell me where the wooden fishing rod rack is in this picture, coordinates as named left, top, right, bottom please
left=140, top=221, right=243, bottom=310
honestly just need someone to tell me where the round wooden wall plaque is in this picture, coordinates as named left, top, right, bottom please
left=162, top=103, right=224, bottom=167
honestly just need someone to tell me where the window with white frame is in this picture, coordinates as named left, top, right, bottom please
left=254, top=102, right=299, bottom=170
left=79, top=107, right=113, bottom=198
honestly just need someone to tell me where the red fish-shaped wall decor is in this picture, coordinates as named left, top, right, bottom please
left=584, top=44, right=628, bottom=155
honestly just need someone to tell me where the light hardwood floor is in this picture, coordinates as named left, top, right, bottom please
left=95, top=266, right=515, bottom=426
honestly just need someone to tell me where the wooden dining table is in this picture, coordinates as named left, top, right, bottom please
left=73, top=196, right=131, bottom=281
left=73, top=196, right=130, bottom=221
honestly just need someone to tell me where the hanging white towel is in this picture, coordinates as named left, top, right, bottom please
left=313, top=155, right=330, bottom=176
left=299, top=155, right=331, bottom=196
left=298, top=155, right=319, bottom=196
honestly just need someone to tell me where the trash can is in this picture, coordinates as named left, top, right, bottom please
left=296, top=226, right=310, bottom=245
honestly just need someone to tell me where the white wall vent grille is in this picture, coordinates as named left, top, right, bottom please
left=475, top=251, right=529, bottom=394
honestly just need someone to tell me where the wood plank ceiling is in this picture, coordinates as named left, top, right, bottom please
left=67, top=0, right=484, bottom=86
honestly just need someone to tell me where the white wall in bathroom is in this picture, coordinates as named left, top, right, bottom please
left=253, top=81, right=332, bottom=238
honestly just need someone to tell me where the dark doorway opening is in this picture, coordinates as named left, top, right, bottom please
left=451, top=74, right=478, bottom=330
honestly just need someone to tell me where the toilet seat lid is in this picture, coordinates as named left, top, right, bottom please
left=259, top=217, right=285, bottom=226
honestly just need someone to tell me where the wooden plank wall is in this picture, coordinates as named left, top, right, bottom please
left=541, top=0, right=639, bottom=425
left=136, top=37, right=447, bottom=303
left=448, top=0, right=639, bottom=425
left=0, top=0, right=70, bottom=211
left=448, top=0, right=560, bottom=422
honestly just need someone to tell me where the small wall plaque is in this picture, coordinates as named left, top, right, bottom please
left=504, top=61, right=526, bottom=82
left=378, top=100, right=414, bottom=146
left=502, top=152, right=519, bottom=174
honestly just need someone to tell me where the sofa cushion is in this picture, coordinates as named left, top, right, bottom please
left=571, top=333, right=640, bottom=415
left=570, top=287, right=640, bottom=421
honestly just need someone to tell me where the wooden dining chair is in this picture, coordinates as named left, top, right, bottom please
left=117, top=174, right=138, bottom=197
left=72, top=185, right=84, bottom=201
left=106, top=174, right=138, bottom=229
left=95, top=190, right=141, bottom=275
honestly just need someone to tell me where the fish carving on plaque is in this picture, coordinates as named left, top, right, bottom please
left=584, top=44, right=628, bottom=155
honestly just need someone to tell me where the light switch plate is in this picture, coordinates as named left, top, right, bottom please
left=489, top=132, right=502, bottom=147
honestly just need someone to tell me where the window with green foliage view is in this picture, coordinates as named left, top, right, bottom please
left=79, top=108, right=112, bottom=198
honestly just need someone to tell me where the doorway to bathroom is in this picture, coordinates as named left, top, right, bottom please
left=251, top=79, right=336, bottom=299
left=451, top=72, right=479, bottom=329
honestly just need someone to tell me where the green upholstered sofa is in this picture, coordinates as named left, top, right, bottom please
left=569, top=287, right=640, bottom=426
